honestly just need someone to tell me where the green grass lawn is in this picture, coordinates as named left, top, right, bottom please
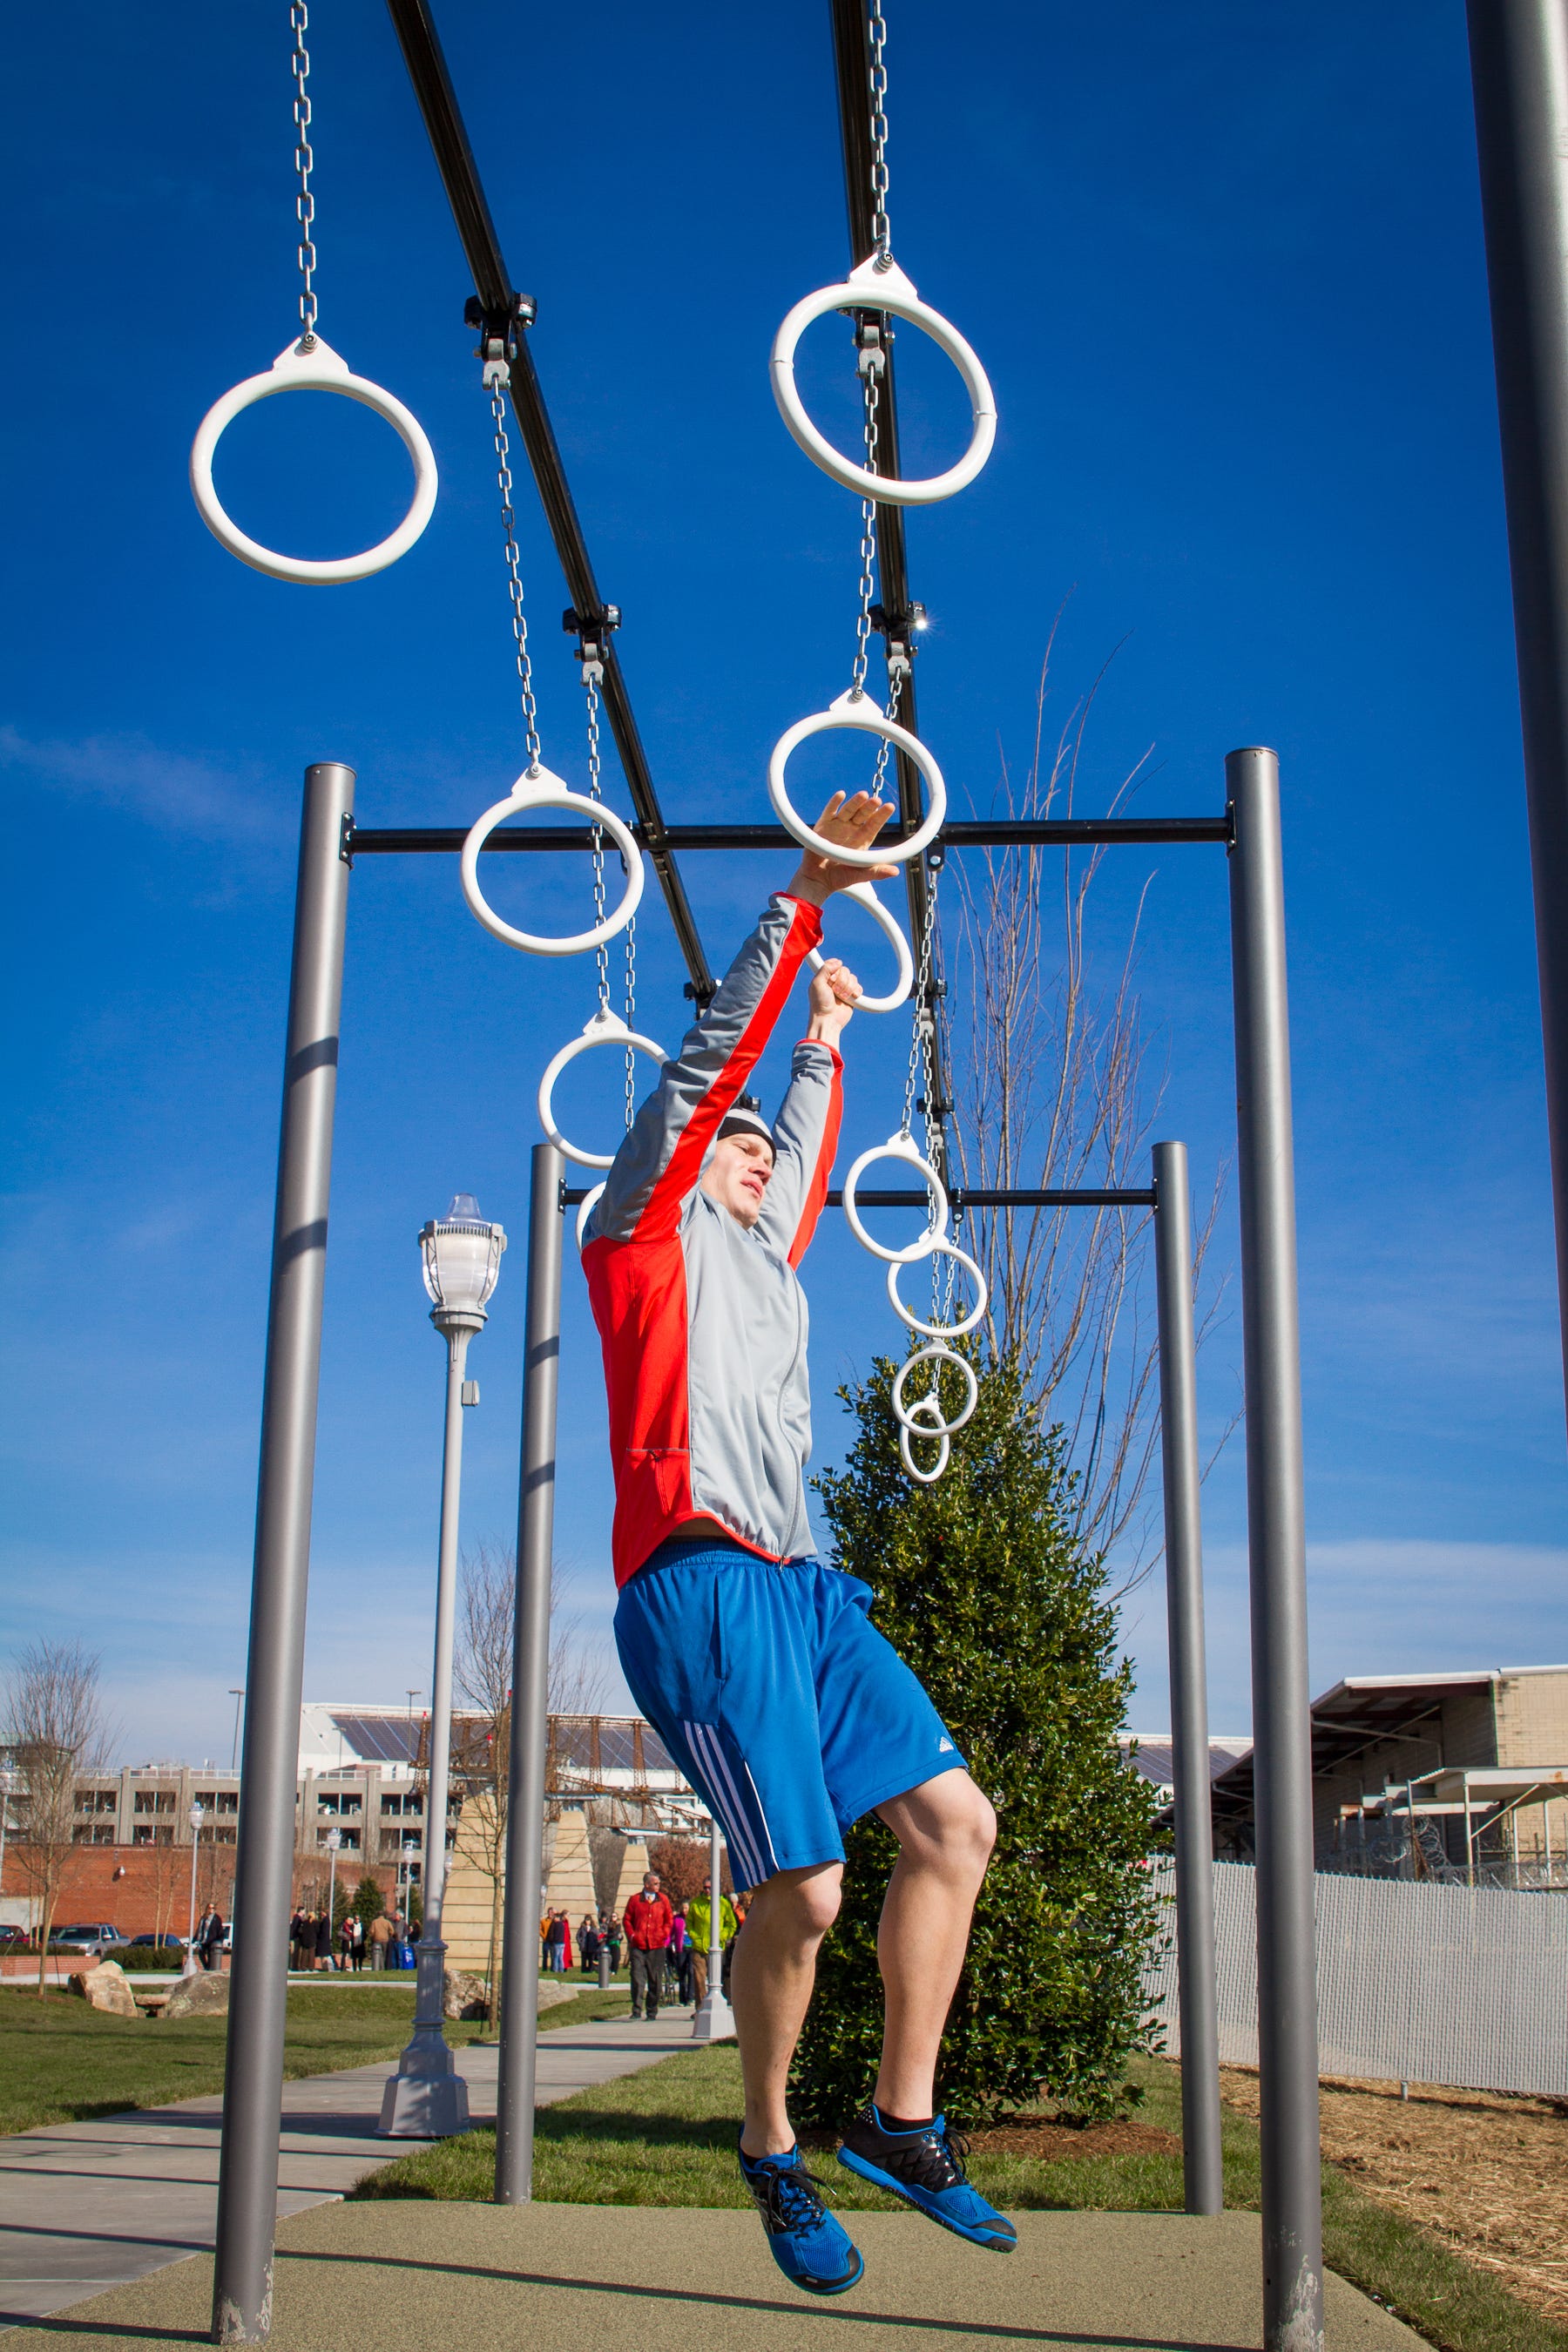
left=359, top=2048, right=1568, bottom=2352
left=0, top=1977, right=629, bottom=2139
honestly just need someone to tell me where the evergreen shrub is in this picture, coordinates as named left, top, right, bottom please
left=790, top=1353, right=1161, bottom=2126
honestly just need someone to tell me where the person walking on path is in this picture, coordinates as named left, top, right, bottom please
left=584, top=794, right=1012, bottom=2296
left=313, top=1910, right=333, bottom=1972
left=368, top=1911, right=392, bottom=1971
left=606, top=1913, right=623, bottom=1977
left=622, top=1871, right=674, bottom=2020
left=686, top=1878, right=737, bottom=2008
left=198, top=1906, right=225, bottom=1971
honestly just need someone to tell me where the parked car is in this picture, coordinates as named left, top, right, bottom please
left=0, top=1923, right=26, bottom=1949
left=124, top=1933, right=188, bottom=1951
left=50, top=1923, right=123, bottom=1957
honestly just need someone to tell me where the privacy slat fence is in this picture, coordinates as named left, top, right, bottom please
left=1143, top=1859, right=1568, bottom=2097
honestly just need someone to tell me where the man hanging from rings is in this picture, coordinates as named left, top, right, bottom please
left=582, top=790, right=1014, bottom=2296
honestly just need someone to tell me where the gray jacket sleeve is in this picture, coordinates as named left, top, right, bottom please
left=753, top=1040, right=843, bottom=1267
left=585, top=894, right=825, bottom=1245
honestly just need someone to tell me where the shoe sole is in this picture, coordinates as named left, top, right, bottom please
left=836, top=2148, right=1017, bottom=2253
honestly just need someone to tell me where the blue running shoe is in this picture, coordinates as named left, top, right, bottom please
left=738, top=2141, right=865, bottom=2295
left=837, top=2105, right=1017, bottom=2252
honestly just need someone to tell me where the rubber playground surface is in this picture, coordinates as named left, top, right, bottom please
left=0, top=2202, right=1424, bottom=2351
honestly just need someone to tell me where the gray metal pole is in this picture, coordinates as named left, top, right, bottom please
left=212, top=760, right=354, bottom=2344
left=1467, top=0, right=1568, bottom=1427
left=1152, top=1140, right=1224, bottom=2217
left=380, top=1319, right=476, bottom=2135
left=495, top=1142, right=564, bottom=2203
left=1227, top=747, right=1322, bottom=2352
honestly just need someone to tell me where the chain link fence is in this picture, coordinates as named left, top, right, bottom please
left=1144, top=1858, right=1568, bottom=2097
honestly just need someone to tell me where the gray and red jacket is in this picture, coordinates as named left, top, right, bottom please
left=583, top=895, right=841, bottom=1587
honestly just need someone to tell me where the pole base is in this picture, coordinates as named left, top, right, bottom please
left=689, top=1987, right=735, bottom=2041
left=377, top=2063, right=470, bottom=2139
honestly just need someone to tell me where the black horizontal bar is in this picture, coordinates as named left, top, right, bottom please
left=347, top=815, right=1230, bottom=857
left=382, top=0, right=715, bottom=1003
left=559, top=1185, right=1156, bottom=1210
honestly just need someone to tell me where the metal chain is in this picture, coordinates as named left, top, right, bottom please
left=868, top=0, right=893, bottom=270
left=290, top=1, right=318, bottom=347
left=584, top=667, right=610, bottom=1008
left=851, top=365, right=882, bottom=698
left=489, top=380, right=543, bottom=774
left=901, top=859, right=939, bottom=1139
left=623, top=911, right=638, bottom=1130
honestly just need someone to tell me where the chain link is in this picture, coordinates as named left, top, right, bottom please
left=489, top=380, right=543, bottom=773
left=623, top=910, right=638, bottom=1130
left=868, top=0, right=893, bottom=270
left=851, top=365, right=882, bottom=698
left=584, top=666, right=610, bottom=1007
left=901, top=857, right=939, bottom=1140
left=290, top=1, right=318, bottom=346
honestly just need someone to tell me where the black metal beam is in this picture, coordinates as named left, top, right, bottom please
left=561, top=1185, right=1155, bottom=1210
left=382, top=0, right=716, bottom=1004
left=346, top=814, right=1231, bottom=858
left=828, top=0, right=950, bottom=1173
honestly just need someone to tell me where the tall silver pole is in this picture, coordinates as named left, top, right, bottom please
left=1227, top=748, right=1322, bottom=2352
left=212, top=760, right=354, bottom=2344
left=380, top=1319, right=477, bottom=2134
left=690, top=1815, right=734, bottom=2039
left=1152, top=1140, right=1223, bottom=2216
left=1467, top=0, right=1568, bottom=1426
left=495, top=1143, right=564, bottom=2203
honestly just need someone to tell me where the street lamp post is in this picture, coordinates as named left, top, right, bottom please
left=381, top=1195, right=505, bottom=2137
left=400, top=1837, right=419, bottom=1940
left=324, top=1826, right=341, bottom=1963
left=0, top=1763, right=16, bottom=1909
left=186, top=1803, right=206, bottom=1976
left=228, top=1689, right=245, bottom=1776
left=690, top=1815, right=735, bottom=2042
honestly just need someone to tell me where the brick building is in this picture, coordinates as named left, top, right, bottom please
left=1206, top=1663, right=1568, bottom=1881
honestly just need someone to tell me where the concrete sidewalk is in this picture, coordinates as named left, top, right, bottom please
left=0, top=2009, right=704, bottom=2330
left=0, top=2201, right=1427, bottom=2352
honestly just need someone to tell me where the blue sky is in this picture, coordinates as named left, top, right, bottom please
left=4, top=0, right=1565, bottom=1764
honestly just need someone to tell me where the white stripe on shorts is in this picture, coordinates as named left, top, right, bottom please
left=682, top=1719, right=770, bottom=1890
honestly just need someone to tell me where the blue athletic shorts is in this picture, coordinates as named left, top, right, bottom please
left=613, top=1537, right=965, bottom=1891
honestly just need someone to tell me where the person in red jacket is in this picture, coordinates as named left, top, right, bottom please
left=622, top=1869, right=674, bottom=2021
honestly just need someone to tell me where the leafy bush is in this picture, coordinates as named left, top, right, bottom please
left=103, top=1943, right=186, bottom=1972
left=790, top=1353, right=1160, bottom=2127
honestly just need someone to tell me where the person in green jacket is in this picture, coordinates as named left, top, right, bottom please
left=686, top=1876, right=738, bottom=2006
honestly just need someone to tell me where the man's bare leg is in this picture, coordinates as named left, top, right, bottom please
left=872, top=1770, right=997, bottom=2118
left=731, top=1862, right=842, bottom=2157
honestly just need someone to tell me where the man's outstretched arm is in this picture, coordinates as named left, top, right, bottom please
left=754, top=963, right=862, bottom=1267
left=588, top=794, right=894, bottom=1246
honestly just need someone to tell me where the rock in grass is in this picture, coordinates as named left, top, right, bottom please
left=443, top=1968, right=490, bottom=2021
left=161, top=1969, right=231, bottom=2019
left=68, top=1961, right=138, bottom=2017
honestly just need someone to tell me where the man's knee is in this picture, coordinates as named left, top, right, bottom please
left=751, top=1861, right=842, bottom=1943
left=882, top=1771, right=997, bottom=1876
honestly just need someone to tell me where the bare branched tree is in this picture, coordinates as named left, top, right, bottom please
left=947, top=631, right=1230, bottom=1588
left=452, top=1541, right=608, bottom=2015
left=3, top=1639, right=116, bottom=1993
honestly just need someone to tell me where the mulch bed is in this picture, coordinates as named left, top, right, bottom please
left=799, top=2118, right=1179, bottom=2159
left=1220, top=2065, right=1568, bottom=2324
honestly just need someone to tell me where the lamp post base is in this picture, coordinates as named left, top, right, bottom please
left=689, top=1986, right=735, bottom=2041
left=377, top=1933, right=471, bottom=2137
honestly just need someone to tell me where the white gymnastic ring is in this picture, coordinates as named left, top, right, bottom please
left=770, top=255, right=997, bottom=506
left=189, top=337, right=438, bottom=585
left=887, top=1240, right=989, bottom=1339
left=899, top=1396, right=950, bottom=1484
left=576, top=1182, right=606, bottom=1251
left=841, top=1132, right=949, bottom=1264
left=538, top=1008, right=666, bottom=1172
left=805, top=880, right=913, bottom=1014
left=892, top=1343, right=977, bottom=1436
left=768, top=690, right=946, bottom=868
left=462, top=768, right=645, bottom=956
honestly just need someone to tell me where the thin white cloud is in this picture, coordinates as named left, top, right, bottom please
left=0, top=723, right=280, bottom=842
left=1122, top=1537, right=1568, bottom=1735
